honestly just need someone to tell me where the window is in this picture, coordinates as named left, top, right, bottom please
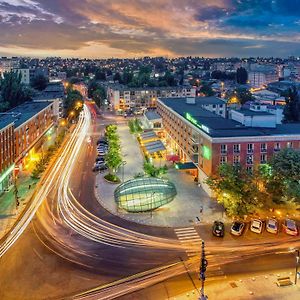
left=246, top=155, right=253, bottom=165
left=260, top=154, right=267, bottom=164
left=220, top=144, right=227, bottom=154
left=247, top=143, right=254, bottom=154
left=274, top=142, right=280, bottom=152
left=260, top=143, right=267, bottom=153
left=220, top=156, right=227, bottom=164
left=287, top=142, right=293, bottom=148
left=233, top=144, right=240, bottom=154
left=246, top=166, right=253, bottom=174
left=233, top=156, right=240, bottom=166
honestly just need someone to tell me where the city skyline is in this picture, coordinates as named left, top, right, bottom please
left=0, top=0, right=300, bottom=58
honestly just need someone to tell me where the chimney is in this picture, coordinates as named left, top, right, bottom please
left=186, top=97, right=196, bottom=104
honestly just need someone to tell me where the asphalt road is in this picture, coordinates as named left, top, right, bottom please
left=0, top=104, right=299, bottom=300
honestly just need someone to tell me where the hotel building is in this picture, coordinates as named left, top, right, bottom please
left=157, top=97, right=300, bottom=195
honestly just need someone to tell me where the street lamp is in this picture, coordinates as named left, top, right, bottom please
left=150, top=192, right=156, bottom=219
left=294, top=249, right=300, bottom=285
left=121, top=161, right=127, bottom=182
left=199, top=240, right=208, bottom=300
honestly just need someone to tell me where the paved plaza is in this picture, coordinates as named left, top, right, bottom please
left=95, top=124, right=225, bottom=227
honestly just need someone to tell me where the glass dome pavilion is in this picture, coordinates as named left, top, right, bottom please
left=114, top=177, right=177, bottom=212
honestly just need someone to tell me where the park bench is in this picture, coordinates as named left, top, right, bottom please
left=276, top=277, right=293, bottom=287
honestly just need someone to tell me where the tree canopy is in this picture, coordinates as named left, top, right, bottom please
left=236, top=67, right=248, bottom=84
left=31, top=74, right=48, bottom=91
left=0, top=71, right=32, bottom=111
left=283, top=87, right=300, bottom=123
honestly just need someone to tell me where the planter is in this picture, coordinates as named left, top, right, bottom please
left=104, top=174, right=121, bottom=184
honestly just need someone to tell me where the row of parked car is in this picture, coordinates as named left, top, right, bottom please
left=92, top=137, right=109, bottom=172
left=212, top=218, right=299, bottom=237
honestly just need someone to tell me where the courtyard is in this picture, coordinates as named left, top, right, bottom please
left=95, top=123, right=225, bottom=227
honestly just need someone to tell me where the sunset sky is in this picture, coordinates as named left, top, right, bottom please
left=0, top=0, right=299, bottom=58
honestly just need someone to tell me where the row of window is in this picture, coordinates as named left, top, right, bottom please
left=220, top=153, right=268, bottom=165
left=220, top=142, right=291, bottom=154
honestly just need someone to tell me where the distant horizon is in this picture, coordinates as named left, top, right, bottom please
left=0, top=1, right=299, bottom=59
left=1, top=54, right=299, bottom=61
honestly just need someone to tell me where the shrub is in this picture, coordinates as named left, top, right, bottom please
left=104, top=173, right=121, bottom=183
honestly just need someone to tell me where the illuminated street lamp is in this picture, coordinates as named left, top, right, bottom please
left=199, top=241, right=208, bottom=300
left=294, top=249, right=300, bottom=285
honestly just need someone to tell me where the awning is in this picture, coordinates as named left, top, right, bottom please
left=144, top=140, right=166, bottom=154
left=140, top=130, right=159, bottom=142
left=175, top=162, right=198, bottom=170
left=166, top=154, right=180, bottom=162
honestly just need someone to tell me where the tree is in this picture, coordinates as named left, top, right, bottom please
left=92, top=87, right=106, bottom=108
left=199, top=83, right=215, bottom=97
left=268, top=148, right=300, bottom=204
left=283, top=87, right=300, bottom=123
left=236, top=67, right=248, bottom=84
left=122, top=69, right=134, bottom=85
left=0, top=71, right=32, bottom=110
left=113, top=72, right=122, bottom=83
left=64, top=87, right=83, bottom=116
left=206, top=164, right=263, bottom=217
left=31, top=74, right=48, bottom=91
left=227, top=88, right=253, bottom=105
left=88, top=80, right=99, bottom=98
left=95, top=69, right=106, bottom=81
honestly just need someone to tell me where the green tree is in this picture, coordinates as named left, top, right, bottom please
left=0, top=71, right=32, bottom=110
left=88, top=80, right=99, bottom=98
left=122, top=69, right=134, bottom=85
left=283, top=87, right=300, bottom=123
left=227, top=88, right=254, bottom=105
left=236, top=67, right=248, bottom=84
left=95, top=69, right=106, bottom=81
left=113, top=72, right=122, bottom=83
left=92, top=86, right=106, bottom=108
left=31, top=74, right=48, bottom=91
left=199, top=83, right=215, bottom=97
left=206, top=164, right=263, bottom=217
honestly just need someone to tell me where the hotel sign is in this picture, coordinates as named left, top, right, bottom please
left=185, top=113, right=210, bottom=133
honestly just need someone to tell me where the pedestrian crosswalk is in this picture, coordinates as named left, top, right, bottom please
left=174, top=227, right=202, bottom=257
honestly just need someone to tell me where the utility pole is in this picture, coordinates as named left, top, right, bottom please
left=199, top=240, right=208, bottom=300
left=295, top=249, right=300, bottom=285
left=13, top=175, right=20, bottom=209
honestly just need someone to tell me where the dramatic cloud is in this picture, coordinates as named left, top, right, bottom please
left=0, top=0, right=299, bottom=58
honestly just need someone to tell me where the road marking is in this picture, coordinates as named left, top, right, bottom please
left=174, top=227, right=202, bottom=257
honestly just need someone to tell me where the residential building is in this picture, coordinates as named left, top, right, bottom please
left=15, top=68, right=30, bottom=85
left=107, top=84, right=196, bottom=111
left=0, top=101, right=56, bottom=193
left=157, top=97, right=300, bottom=195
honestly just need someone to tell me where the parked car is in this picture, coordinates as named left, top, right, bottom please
left=92, top=162, right=108, bottom=172
left=230, top=221, right=245, bottom=236
left=283, top=219, right=298, bottom=236
left=212, top=221, right=225, bottom=237
left=96, top=156, right=105, bottom=163
left=266, top=218, right=278, bottom=234
left=250, top=219, right=263, bottom=234
left=97, top=138, right=107, bottom=145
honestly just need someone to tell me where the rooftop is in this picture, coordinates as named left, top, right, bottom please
left=159, top=97, right=300, bottom=138
left=145, top=110, right=161, bottom=120
left=0, top=101, right=52, bottom=129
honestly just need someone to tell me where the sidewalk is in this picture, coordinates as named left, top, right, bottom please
left=0, top=173, right=38, bottom=239
left=95, top=124, right=225, bottom=228
left=0, top=125, right=63, bottom=239
left=170, top=271, right=300, bottom=300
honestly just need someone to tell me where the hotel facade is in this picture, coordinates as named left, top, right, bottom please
left=157, top=97, right=300, bottom=195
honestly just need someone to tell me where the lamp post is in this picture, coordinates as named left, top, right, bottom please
left=294, top=249, right=300, bottom=285
left=150, top=192, right=156, bottom=219
left=121, top=161, right=127, bottom=182
left=199, top=240, right=208, bottom=300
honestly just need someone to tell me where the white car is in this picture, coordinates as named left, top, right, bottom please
left=250, top=219, right=263, bottom=234
left=266, top=218, right=278, bottom=234
left=230, top=221, right=245, bottom=236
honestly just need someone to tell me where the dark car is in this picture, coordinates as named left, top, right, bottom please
left=96, top=156, right=105, bottom=163
left=92, top=163, right=108, bottom=172
left=97, top=138, right=108, bottom=145
left=212, top=221, right=225, bottom=237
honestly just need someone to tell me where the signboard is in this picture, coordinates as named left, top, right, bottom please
left=185, top=113, right=210, bottom=133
